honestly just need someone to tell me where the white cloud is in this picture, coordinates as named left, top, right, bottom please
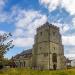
left=0, top=13, right=9, bottom=22
left=50, top=22, right=70, bottom=33
left=13, top=37, right=34, bottom=47
left=72, top=18, right=75, bottom=28
left=15, top=10, right=47, bottom=29
left=0, top=0, right=9, bottom=22
left=62, top=36, right=75, bottom=46
left=12, top=9, right=47, bottom=47
left=0, top=5, right=48, bottom=47
left=13, top=28, right=25, bottom=37
left=39, top=0, right=75, bottom=15
left=14, top=9, right=47, bottom=34
left=0, top=0, right=7, bottom=10
left=65, top=54, right=75, bottom=60
left=39, top=0, right=61, bottom=12
left=64, top=46, right=75, bottom=59
left=27, top=13, right=47, bottom=34
left=62, top=25, right=70, bottom=32
left=0, top=30, right=6, bottom=34
left=62, top=0, right=75, bottom=15
left=67, top=48, right=75, bottom=54
left=15, top=10, right=37, bottom=28
left=39, top=0, right=75, bottom=35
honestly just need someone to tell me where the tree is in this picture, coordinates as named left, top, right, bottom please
left=0, top=33, right=14, bottom=61
left=0, top=33, right=14, bottom=69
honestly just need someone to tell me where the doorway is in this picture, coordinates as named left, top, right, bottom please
left=53, top=64, right=57, bottom=70
left=52, top=53, right=57, bottom=70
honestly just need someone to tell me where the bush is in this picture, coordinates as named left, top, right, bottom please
left=0, top=61, right=3, bottom=69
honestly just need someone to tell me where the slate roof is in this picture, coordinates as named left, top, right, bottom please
left=20, top=49, right=32, bottom=56
left=13, top=49, right=32, bottom=59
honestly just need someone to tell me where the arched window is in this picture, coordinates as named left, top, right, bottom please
left=52, top=53, right=57, bottom=63
left=40, top=32, right=42, bottom=36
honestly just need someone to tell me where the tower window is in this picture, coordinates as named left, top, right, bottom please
left=40, top=32, right=42, bottom=35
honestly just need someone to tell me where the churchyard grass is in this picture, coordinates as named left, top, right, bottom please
left=0, top=68, right=75, bottom=75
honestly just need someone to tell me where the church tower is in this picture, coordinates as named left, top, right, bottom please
left=32, top=22, right=66, bottom=70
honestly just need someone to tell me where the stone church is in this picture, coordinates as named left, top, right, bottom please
left=13, top=22, right=66, bottom=70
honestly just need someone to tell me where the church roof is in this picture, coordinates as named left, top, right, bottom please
left=20, top=49, right=32, bottom=56
left=13, top=49, right=32, bottom=59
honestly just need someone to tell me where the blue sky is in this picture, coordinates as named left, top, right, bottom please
left=0, top=0, right=75, bottom=59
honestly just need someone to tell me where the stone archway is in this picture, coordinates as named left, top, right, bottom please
left=52, top=53, right=57, bottom=70
left=53, top=64, right=57, bottom=70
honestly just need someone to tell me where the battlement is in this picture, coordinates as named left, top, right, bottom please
left=37, top=22, right=59, bottom=31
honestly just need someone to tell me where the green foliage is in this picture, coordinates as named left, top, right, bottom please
left=0, top=68, right=75, bottom=75
left=0, top=33, right=14, bottom=69
left=0, top=33, right=14, bottom=60
left=2, top=58, right=10, bottom=66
